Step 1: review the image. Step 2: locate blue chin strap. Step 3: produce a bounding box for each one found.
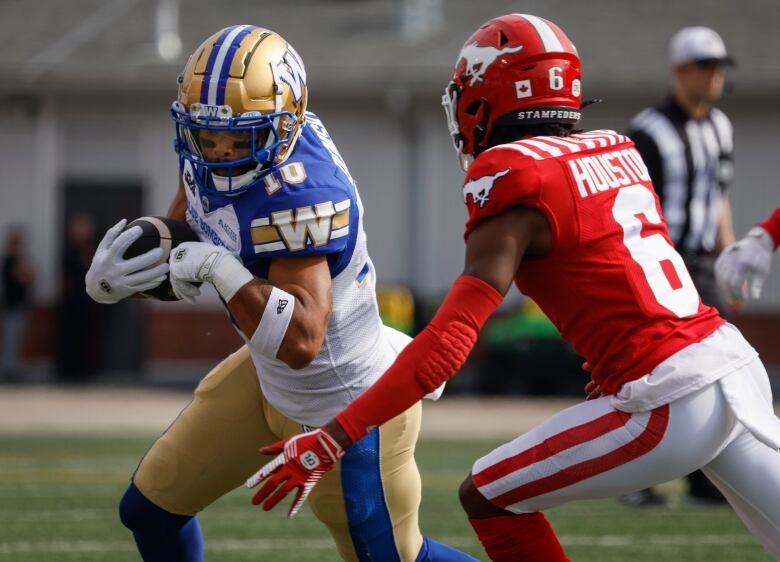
[171,103,298,196]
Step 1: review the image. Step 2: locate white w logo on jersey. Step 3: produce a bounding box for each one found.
[458,42,523,86]
[272,202,335,250]
[277,46,307,102]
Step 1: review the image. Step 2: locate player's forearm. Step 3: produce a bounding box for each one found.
[275,282,331,368]
[331,275,503,446]
[229,278,329,369]
[228,278,273,333]
[759,207,780,249]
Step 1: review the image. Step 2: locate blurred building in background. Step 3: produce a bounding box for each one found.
[0,0,777,384]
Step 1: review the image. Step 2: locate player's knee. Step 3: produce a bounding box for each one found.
[119,482,147,531]
[119,481,189,534]
[458,474,485,517]
[459,473,510,518]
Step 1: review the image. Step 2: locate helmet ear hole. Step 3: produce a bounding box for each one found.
[499,30,510,46]
[465,100,482,116]
[472,100,491,150]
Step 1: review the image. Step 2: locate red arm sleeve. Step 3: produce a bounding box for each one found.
[335,275,503,444]
[759,207,780,249]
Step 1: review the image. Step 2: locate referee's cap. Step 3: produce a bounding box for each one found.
[669,26,735,67]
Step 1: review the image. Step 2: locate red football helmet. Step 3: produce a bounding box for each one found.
[442,14,582,170]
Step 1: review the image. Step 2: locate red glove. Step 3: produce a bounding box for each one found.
[584,379,603,400]
[245,428,344,518]
[581,362,601,400]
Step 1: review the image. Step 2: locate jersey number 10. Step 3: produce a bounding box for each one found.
[612,185,700,318]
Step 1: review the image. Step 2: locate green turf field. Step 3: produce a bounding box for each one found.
[0,435,771,561]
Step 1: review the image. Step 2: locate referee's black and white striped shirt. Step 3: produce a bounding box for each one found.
[627,97,734,254]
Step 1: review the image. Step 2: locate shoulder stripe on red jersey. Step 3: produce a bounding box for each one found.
[585,129,618,136]
[575,130,631,146]
[513,14,564,52]
[545,137,588,154]
[568,136,597,150]
[585,135,611,148]
[489,130,632,163]
[522,138,564,157]
[571,132,613,148]
[573,132,604,139]
[501,143,544,160]
[540,136,582,153]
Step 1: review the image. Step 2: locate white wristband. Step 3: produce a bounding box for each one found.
[211,253,255,302]
[251,287,296,359]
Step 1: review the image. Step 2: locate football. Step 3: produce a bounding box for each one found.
[122,216,201,301]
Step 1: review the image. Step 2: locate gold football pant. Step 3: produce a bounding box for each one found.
[133,345,425,561]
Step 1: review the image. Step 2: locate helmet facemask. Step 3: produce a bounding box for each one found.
[441,81,473,171]
[172,101,299,194]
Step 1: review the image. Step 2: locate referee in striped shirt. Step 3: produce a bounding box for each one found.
[623,26,737,507]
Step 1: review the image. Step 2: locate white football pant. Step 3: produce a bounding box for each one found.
[473,357,780,559]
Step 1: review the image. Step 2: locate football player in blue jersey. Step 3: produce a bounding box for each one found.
[84,25,476,562]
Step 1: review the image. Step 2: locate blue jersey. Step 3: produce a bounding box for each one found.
[182,112,358,279]
[181,112,400,425]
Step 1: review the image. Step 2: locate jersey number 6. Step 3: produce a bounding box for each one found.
[612,185,699,318]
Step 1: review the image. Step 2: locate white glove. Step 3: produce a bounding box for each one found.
[715,226,774,303]
[168,241,253,304]
[85,219,169,304]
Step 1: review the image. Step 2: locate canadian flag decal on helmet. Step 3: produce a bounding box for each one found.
[463,169,510,207]
[458,42,523,86]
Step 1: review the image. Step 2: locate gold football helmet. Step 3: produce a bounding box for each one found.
[172,25,308,194]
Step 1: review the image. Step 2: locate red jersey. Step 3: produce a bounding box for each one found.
[463,130,724,394]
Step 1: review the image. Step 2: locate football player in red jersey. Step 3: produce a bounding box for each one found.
[245,14,780,561]
[716,207,780,303]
